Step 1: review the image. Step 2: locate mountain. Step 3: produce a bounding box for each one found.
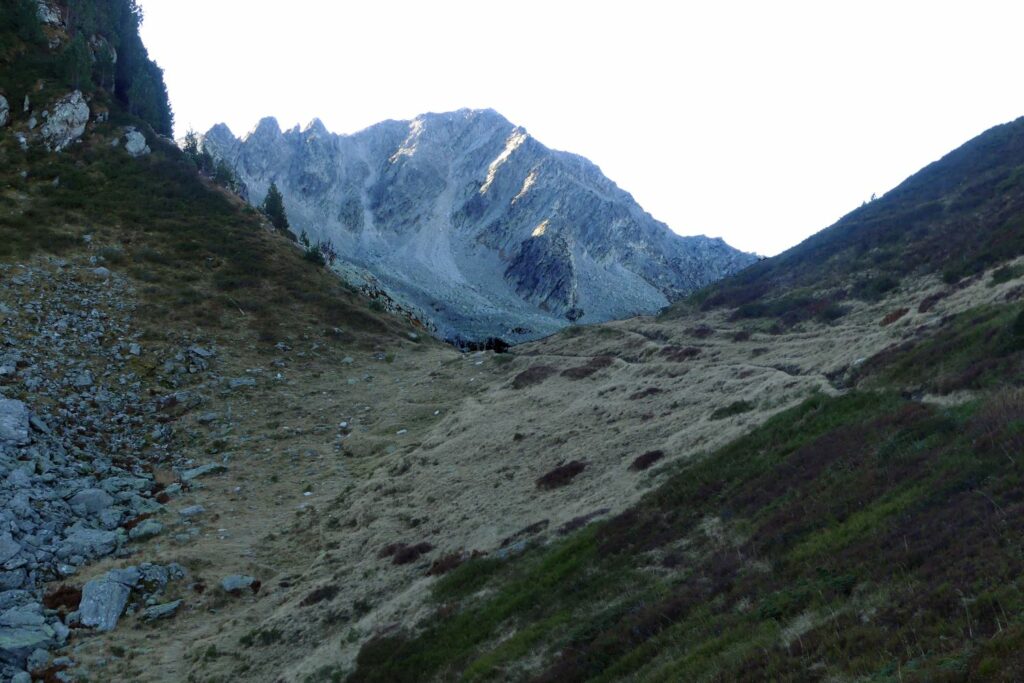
[201,110,756,343]
[6,3,1024,680]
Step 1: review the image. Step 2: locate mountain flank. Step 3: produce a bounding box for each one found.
[4,2,1024,681]
[201,111,756,344]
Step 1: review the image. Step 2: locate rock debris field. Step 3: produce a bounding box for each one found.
[0,258,224,681]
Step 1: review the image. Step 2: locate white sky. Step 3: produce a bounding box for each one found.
[138,0,1024,256]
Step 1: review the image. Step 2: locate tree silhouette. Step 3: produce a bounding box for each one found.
[262,182,290,232]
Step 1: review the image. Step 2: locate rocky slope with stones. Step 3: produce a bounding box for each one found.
[0,256,235,681]
[201,110,756,343]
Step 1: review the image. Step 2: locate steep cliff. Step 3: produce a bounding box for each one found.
[202,110,756,342]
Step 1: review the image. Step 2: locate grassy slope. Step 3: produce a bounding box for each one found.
[1,2,412,350]
[350,345,1024,681]
[1,126,412,348]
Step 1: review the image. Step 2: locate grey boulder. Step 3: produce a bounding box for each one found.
[128,519,163,541]
[0,399,30,446]
[220,575,257,595]
[123,127,150,157]
[40,91,89,152]
[0,623,55,667]
[60,525,119,558]
[0,534,21,566]
[79,567,140,632]
[180,463,227,482]
[67,488,114,514]
[142,599,182,621]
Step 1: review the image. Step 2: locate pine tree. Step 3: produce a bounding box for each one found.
[61,35,93,90]
[214,159,237,189]
[262,182,290,232]
[4,0,44,44]
[183,129,201,161]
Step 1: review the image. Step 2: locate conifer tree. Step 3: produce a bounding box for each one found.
[183,129,201,160]
[262,182,290,232]
[61,35,93,90]
[5,0,43,44]
[214,159,237,189]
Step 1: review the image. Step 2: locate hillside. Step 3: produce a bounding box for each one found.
[688,116,1024,328]
[200,111,756,344]
[3,3,1024,682]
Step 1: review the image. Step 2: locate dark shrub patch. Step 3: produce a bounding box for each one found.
[659,346,701,362]
[629,450,665,471]
[42,585,81,612]
[991,264,1024,286]
[628,387,663,400]
[561,355,615,379]
[536,461,586,490]
[392,542,434,565]
[880,308,910,326]
[710,401,755,420]
[558,508,610,534]
[852,275,899,301]
[918,290,949,312]
[300,584,340,607]
[501,520,549,547]
[427,553,465,577]
[688,325,715,338]
[732,329,752,342]
[457,337,511,353]
[511,365,558,389]
[239,627,284,647]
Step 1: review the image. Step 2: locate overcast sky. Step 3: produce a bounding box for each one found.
[138,0,1024,256]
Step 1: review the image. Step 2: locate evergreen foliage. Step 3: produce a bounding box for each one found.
[262,182,290,232]
[182,129,241,192]
[60,35,92,90]
[1,0,44,44]
[0,0,174,136]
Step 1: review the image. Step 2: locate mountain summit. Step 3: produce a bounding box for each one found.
[202,109,756,342]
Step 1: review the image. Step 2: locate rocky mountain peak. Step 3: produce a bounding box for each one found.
[202,110,756,343]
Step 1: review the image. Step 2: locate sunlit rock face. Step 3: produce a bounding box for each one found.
[202,109,756,342]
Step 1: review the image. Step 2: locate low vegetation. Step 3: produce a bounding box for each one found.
[349,320,1024,680]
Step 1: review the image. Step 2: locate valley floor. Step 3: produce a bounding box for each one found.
[21,250,1019,681]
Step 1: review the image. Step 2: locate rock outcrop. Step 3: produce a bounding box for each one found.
[39,91,89,152]
[123,126,150,157]
[35,0,62,26]
[202,110,756,342]
[0,96,9,128]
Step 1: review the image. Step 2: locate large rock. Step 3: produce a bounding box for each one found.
[220,575,257,594]
[142,599,181,621]
[67,488,114,515]
[180,463,227,482]
[60,525,118,559]
[0,399,30,446]
[0,623,55,667]
[201,110,757,343]
[35,1,62,25]
[0,534,21,566]
[40,91,89,152]
[79,567,139,632]
[0,95,9,128]
[123,127,150,157]
[128,519,163,541]
[0,571,26,592]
